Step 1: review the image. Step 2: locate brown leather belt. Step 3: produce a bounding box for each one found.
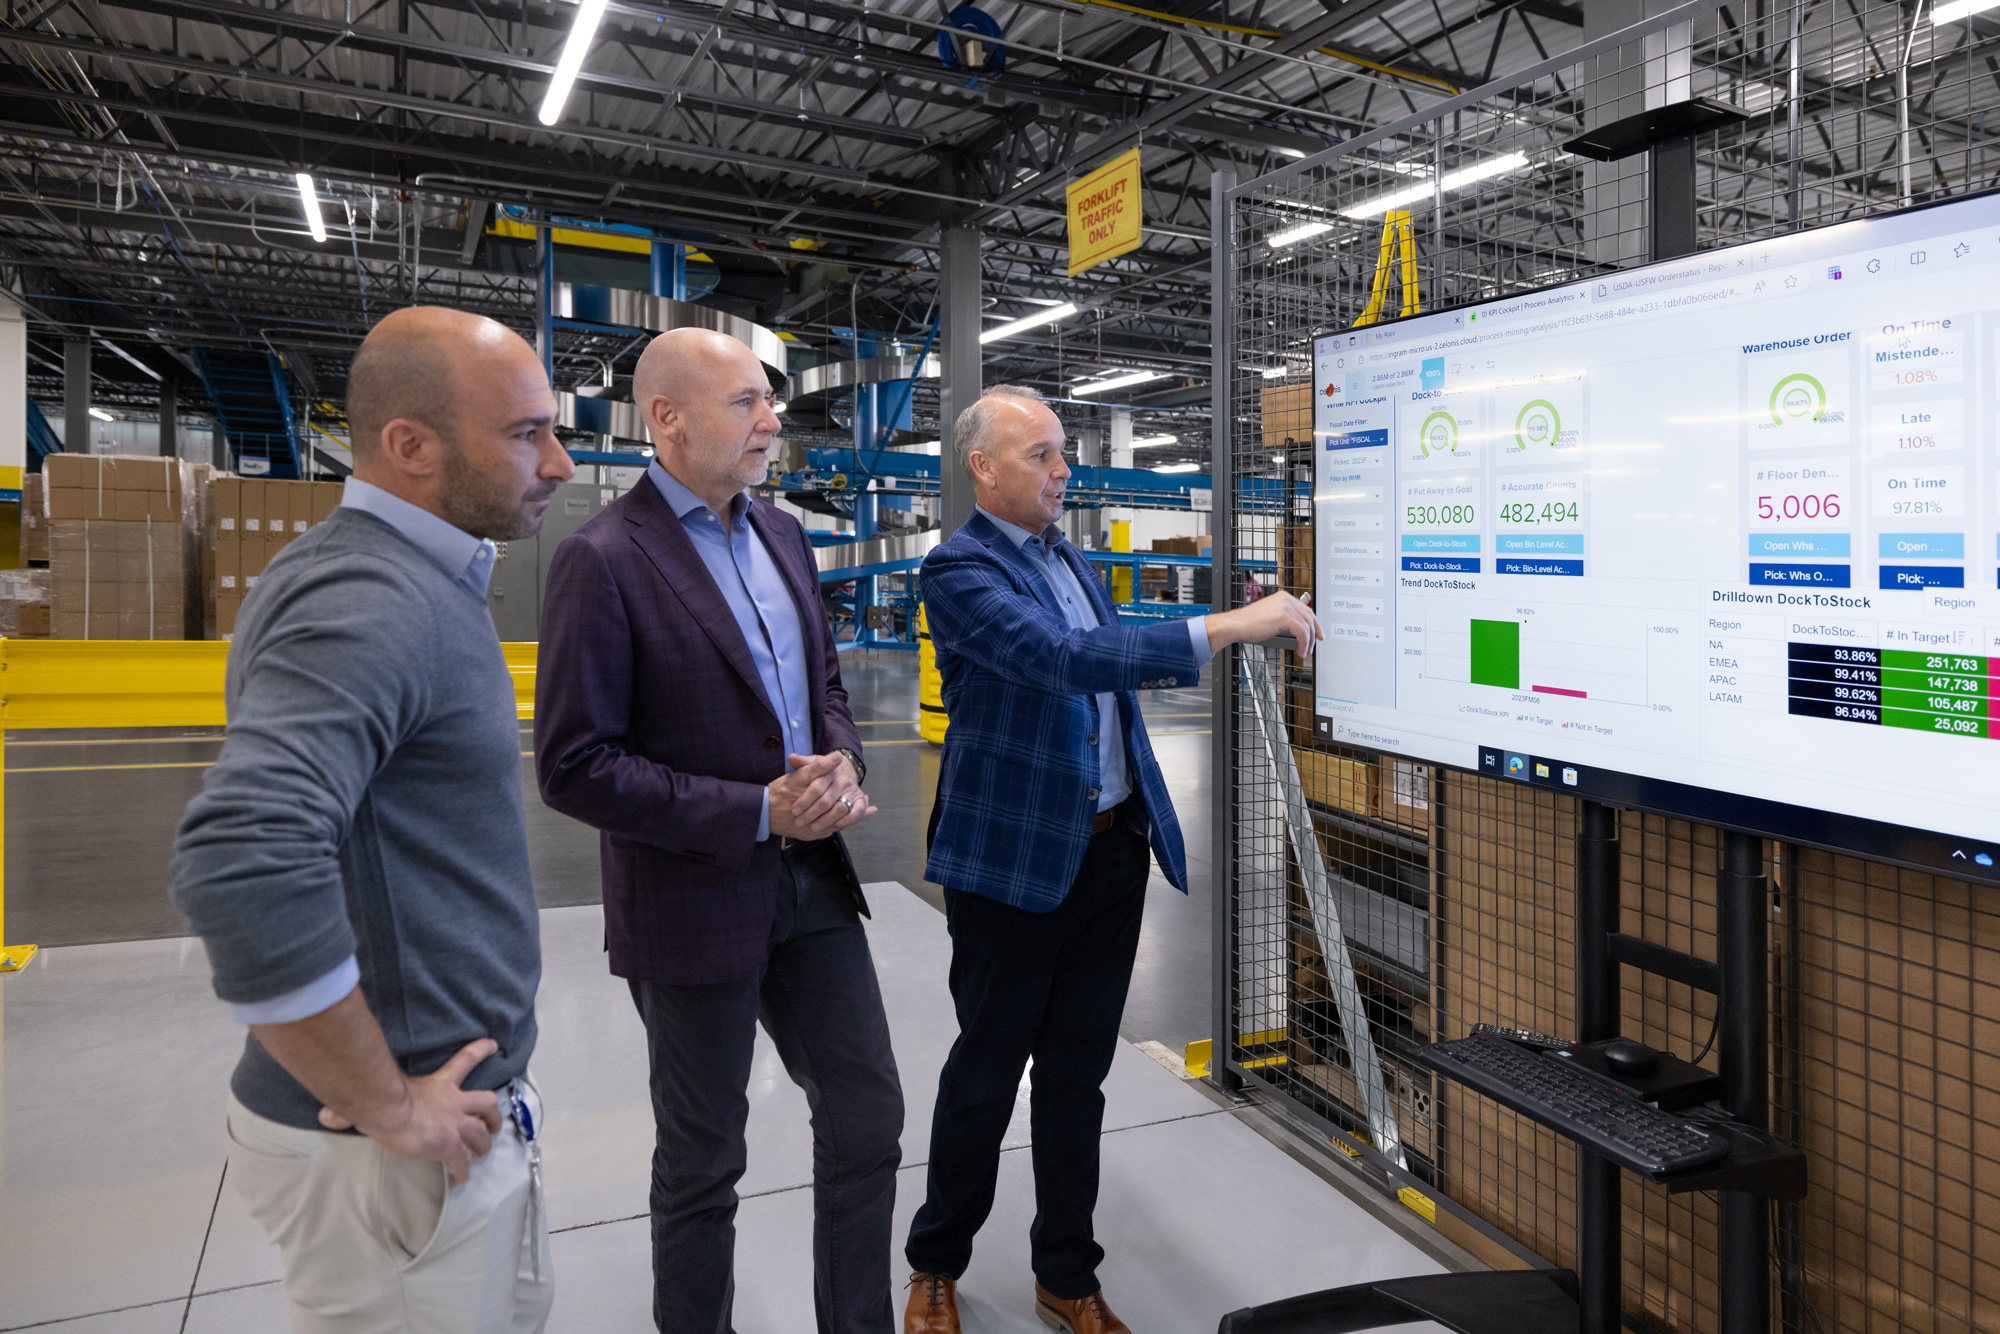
[1091,808,1117,835]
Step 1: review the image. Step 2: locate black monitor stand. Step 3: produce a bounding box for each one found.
[1218,105,1806,1334]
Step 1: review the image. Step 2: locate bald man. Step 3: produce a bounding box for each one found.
[172,307,574,1334]
[536,328,903,1334]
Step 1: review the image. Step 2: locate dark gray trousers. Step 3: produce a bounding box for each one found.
[627,848,904,1334]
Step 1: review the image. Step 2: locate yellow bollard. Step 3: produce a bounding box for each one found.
[1111,519,1133,604]
[918,605,948,744]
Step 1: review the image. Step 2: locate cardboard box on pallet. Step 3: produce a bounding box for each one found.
[200,477,345,637]
[43,455,200,639]
[0,568,51,638]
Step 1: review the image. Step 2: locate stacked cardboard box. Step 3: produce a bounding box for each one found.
[0,568,51,638]
[40,455,200,640]
[208,478,343,637]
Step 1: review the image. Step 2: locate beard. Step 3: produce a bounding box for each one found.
[437,438,559,540]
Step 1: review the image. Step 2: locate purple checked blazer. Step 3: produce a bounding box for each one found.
[534,478,865,985]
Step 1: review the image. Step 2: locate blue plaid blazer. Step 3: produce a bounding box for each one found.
[922,510,1201,911]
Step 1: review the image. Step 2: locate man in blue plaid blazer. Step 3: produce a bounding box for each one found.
[903,387,1319,1334]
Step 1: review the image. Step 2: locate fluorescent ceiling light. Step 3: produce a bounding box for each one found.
[1071,370,1165,396]
[538,0,611,126]
[1260,366,1292,379]
[88,407,115,422]
[294,172,328,243]
[773,400,788,414]
[1152,462,1201,474]
[1269,221,1334,249]
[1341,152,1532,219]
[1131,433,1177,448]
[100,339,161,381]
[1272,145,1310,160]
[981,302,1078,344]
[1020,297,1072,307]
[1934,0,1998,20]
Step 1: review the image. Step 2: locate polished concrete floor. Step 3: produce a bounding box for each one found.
[0,885,1451,1333]
[1,653,1219,1056]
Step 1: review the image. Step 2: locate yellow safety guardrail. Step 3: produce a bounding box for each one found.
[0,639,541,973]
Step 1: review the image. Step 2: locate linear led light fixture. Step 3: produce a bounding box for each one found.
[538,0,611,126]
[1131,434,1177,448]
[1269,221,1334,250]
[1072,370,1165,396]
[1152,462,1201,474]
[88,407,116,422]
[1260,366,1293,379]
[981,302,1078,344]
[294,172,328,243]
[1341,152,1532,219]
[1933,0,1998,21]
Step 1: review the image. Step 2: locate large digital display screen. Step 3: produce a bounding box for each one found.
[1312,190,2000,880]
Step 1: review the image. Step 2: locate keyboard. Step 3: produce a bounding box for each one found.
[1421,1032,1730,1175]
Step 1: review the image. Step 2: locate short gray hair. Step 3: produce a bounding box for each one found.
[952,385,1045,474]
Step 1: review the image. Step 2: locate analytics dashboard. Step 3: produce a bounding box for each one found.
[1311,189,2000,876]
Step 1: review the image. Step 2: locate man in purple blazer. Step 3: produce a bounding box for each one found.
[536,328,902,1334]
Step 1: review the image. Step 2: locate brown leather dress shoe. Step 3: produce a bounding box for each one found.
[904,1272,961,1334]
[1034,1283,1133,1333]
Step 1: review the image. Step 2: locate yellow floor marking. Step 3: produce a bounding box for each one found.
[5,734,226,747]
[7,760,220,774]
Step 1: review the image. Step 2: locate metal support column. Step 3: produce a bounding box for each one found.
[1718,830,1771,1334]
[64,338,91,452]
[1574,799,1623,1334]
[537,224,555,383]
[651,241,688,302]
[158,377,178,458]
[1209,168,1243,1093]
[937,220,981,537]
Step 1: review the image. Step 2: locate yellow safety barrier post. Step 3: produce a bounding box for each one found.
[0,639,542,974]
[917,606,948,745]
[1110,519,1133,603]
[1352,210,1420,328]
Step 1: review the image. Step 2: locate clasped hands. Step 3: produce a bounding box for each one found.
[769,751,876,840]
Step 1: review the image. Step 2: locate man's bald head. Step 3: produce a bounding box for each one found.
[631,327,768,417]
[346,307,533,459]
[632,327,783,512]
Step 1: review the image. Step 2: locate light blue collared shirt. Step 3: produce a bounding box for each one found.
[337,476,499,599]
[978,507,1213,813]
[651,462,812,841]
[230,477,501,1028]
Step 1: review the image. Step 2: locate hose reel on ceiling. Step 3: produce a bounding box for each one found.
[936,5,1007,75]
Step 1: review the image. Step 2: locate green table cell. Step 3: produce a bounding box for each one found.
[1881,707,1989,737]
[1880,667,1988,695]
[1880,649,1988,676]
[1881,688,1989,718]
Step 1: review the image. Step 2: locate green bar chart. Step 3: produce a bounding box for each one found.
[1469,619,1521,689]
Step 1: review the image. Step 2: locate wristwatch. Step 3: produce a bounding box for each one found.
[836,747,866,784]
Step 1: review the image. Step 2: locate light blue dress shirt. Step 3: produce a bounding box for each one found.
[229,477,502,1027]
[650,462,812,842]
[978,507,1213,813]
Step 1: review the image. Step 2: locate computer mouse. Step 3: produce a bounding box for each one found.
[1602,1039,1660,1076]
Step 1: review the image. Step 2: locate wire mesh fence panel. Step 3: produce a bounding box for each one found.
[1220,0,2000,1327]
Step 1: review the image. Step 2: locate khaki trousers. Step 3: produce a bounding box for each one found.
[225,1081,554,1334]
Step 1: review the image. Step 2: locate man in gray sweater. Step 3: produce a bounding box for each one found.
[172,306,573,1333]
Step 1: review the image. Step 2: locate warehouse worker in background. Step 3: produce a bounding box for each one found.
[535,327,902,1334]
[903,386,1319,1334]
[171,306,574,1334]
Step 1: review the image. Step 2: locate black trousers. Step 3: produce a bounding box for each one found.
[904,818,1151,1299]
[627,842,905,1334]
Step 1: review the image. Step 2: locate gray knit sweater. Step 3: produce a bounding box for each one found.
[171,508,539,1129]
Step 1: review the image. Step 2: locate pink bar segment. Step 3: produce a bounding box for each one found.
[1533,685,1588,699]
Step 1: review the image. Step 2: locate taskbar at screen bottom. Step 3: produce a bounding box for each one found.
[1471,745,2000,887]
